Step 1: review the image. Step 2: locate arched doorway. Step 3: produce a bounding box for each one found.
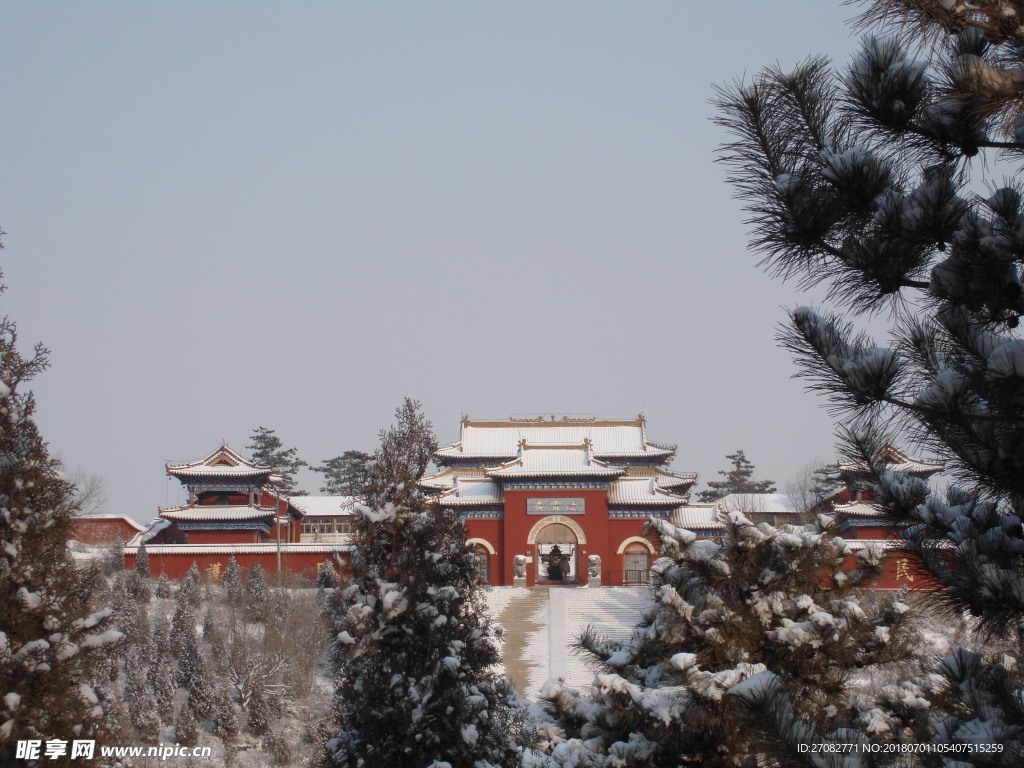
[622,541,651,585]
[536,522,578,583]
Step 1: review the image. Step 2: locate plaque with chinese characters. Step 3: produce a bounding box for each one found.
[527,497,585,515]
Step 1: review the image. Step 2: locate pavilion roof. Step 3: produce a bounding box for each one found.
[159,504,277,522]
[485,440,625,479]
[166,443,272,479]
[434,477,503,506]
[833,501,886,518]
[437,415,675,462]
[837,445,944,476]
[289,495,356,518]
[672,505,725,531]
[716,493,803,516]
[607,476,688,506]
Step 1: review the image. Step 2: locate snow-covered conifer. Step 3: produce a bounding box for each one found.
[316,560,340,590]
[222,555,242,605]
[148,618,176,722]
[540,513,914,765]
[185,656,214,720]
[0,264,121,751]
[715,1,1024,759]
[175,701,199,746]
[170,593,197,656]
[134,541,151,581]
[178,561,202,610]
[245,563,270,621]
[105,534,125,575]
[328,399,525,768]
[247,687,272,735]
[155,571,172,599]
[212,688,239,741]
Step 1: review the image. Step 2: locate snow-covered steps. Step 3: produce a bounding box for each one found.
[487,586,653,698]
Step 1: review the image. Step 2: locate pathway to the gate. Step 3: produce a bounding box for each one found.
[487,586,653,697]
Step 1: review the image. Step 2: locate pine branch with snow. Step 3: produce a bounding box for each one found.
[539,514,916,765]
[0,262,122,753]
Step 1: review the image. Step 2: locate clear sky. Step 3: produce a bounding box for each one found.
[2,2,867,521]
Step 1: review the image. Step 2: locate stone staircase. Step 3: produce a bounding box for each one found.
[488,586,654,697]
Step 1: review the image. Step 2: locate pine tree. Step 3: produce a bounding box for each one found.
[155,571,172,599]
[212,688,239,741]
[247,687,273,735]
[148,619,176,722]
[105,534,125,575]
[316,560,341,590]
[247,426,308,496]
[125,649,161,741]
[328,399,525,768]
[179,561,202,610]
[170,589,197,656]
[222,555,242,605]
[312,450,371,497]
[245,563,270,621]
[697,449,778,503]
[0,260,121,755]
[175,701,199,746]
[539,513,916,765]
[714,1,1024,759]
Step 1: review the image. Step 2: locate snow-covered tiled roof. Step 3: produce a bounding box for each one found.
[673,505,724,530]
[166,443,272,479]
[485,441,625,479]
[289,495,356,517]
[435,477,503,506]
[419,467,488,491]
[159,505,277,522]
[607,477,687,506]
[138,543,352,555]
[127,518,173,547]
[75,513,147,531]
[437,415,675,461]
[833,502,885,518]
[838,446,944,476]
[716,493,802,515]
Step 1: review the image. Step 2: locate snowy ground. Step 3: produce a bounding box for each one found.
[486,587,654,697]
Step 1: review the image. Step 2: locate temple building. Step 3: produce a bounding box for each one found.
[125,444,347,579]
[421,415,703,587]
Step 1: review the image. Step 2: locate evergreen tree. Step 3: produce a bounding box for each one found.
[539,513,915,765]
[316,560,341,590]
[178,561,202,611]
[0,260,121,756]
[186,654,214,720]
[247,425,308,496]
[222,555,242,605]
[697,449,778,503]
[170,588,197,656]
[328,399,524,768]
[105,534,125,575]
[155,571,172,599]
[212,688,239,741]
[247,687,273,735]
[125,649,160,740]
[715,1,1024,759]
[175,701,199,747]
[134,541,151,580]
[245,563,270,621]
[148,619,176,722]
[312,450,371,497]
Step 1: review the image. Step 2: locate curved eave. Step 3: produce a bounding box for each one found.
[486,467,625,479]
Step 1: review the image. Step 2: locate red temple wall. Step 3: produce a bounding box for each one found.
[71,517,143,546]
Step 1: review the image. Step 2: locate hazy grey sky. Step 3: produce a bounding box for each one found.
[2,2,865,521]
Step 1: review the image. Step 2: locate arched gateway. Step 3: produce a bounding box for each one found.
[527,515,586,583]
